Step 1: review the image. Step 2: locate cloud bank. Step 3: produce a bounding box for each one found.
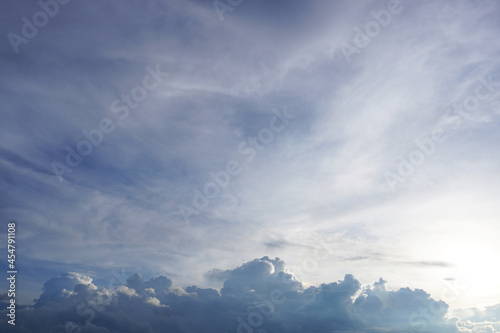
[2,257,490,332]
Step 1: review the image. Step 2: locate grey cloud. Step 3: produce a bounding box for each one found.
[0,257,471,333]
[397,261,455,268]
[263,237,313,250]
[343,255,370,261]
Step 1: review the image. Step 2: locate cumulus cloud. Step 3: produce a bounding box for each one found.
[34,272,95,308]
[454,305,500,333]
[1,257,486,333]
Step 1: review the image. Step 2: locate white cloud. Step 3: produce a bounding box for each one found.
[1,257,478,332]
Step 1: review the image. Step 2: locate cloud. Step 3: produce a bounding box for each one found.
[454,305,500,333]
[1,0,500,322]
[34,272,94,308]
[0,257,483,333]
[397,261,455,268]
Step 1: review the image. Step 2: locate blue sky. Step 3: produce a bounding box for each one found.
[1,0,500,332]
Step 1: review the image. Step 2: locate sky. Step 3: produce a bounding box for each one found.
[0,0,500,332]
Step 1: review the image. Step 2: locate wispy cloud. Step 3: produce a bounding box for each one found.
[1,0,500,326]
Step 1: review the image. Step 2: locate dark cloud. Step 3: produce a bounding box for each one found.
[0,257,471,332]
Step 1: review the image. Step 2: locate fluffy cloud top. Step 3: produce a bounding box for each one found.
[0,257,477,333]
